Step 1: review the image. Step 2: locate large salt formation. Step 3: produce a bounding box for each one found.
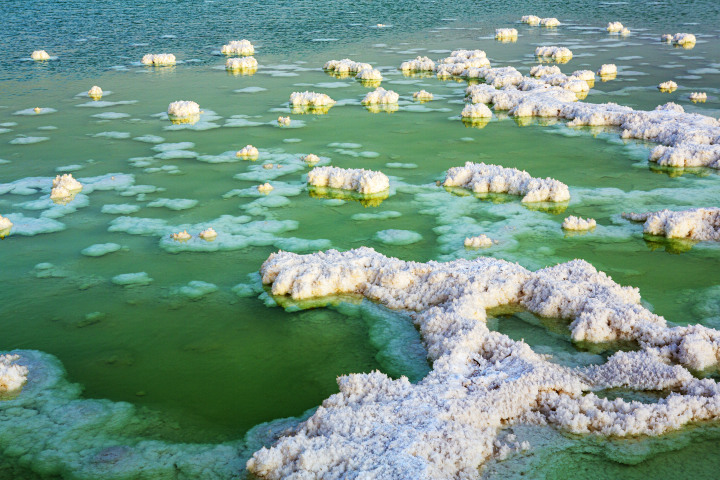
[226,56,258,71]
[0,354,27,392]
[248,247,720,478]
[221,39,254,55]
[324,58,373,77]
[167,100,201,123]
[623,208,720,241]
[50,174,83,203]
[141,53,176,66]
[443,162,570,203]
[307,166,389,195]
[0,215,12,238]
[464,75,720,169]
[400,50,490,79]
[289,91,336,113]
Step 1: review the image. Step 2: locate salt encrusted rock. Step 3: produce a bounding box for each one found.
[355,67,383,81]
[0,354,27,392]
[302,154,320,165]
[324,58,373,75]
[221,39,254,55]
[562,215,596,230]
[88,86,103,99]
[464,234,493,248]
[289,91,336,106]
[540,17,560,27]
[673,33,696,46]
[198,228,217,241]
[277,116,291,126]
[597,64,617,76]
[307,166,390,195]
[461,103,493,119]
[167,100,200,118]
[257,183,274,193]
[521,15,541,25]
[495,28,518,40]
[690,92,707,102]
[658,80,678,92]
[413,90,434,101]
[31,50,51,61]
[400,56,435,72]
[248,247,720,479]
[661,34,673,42]
[50,174,82,201]
[361,87,399,105]
[236,145,259,159]
[535,46,573,61]
[141,53,176,66]
[171,230,191,241]
[606,22,624,33]
[225,56,258,71]
[443,162,570,203]
[0,215,12,238]
[623,208,720,241]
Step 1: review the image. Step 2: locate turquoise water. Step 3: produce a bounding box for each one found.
[1,1,720,478]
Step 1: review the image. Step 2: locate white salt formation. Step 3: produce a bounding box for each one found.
[221,39,254,55]
[302,154,320,165]
[435,50,491,78]
[540,17,560,27]
[0,215,12,238]
[623,208,720,241]
[277,116,291,126]
[50,174,83,201]
[530,65,561,77]
[248,247,720,478]
[572,69,595,82]
[690,92,707,102]
[167,100,200,118]
[661,33,673,42]
[399,56,435,72]
[324,58,373,75]
[464,234,493,248]
[673,33,696,46]
[413,90,434,101]
[33,107,42,113]
[257,183,274,193]
[562,215,596,231]
[621,27,631,35]
[289,91,336,107]
[597,64,617,78]
[141,53,176,66]
[658,80,678,92]
[307,166,390,195]
[535,46,573,61]
[31,50,50,61]
[87,85,103,100]
[521,15,541,25]
[443,162,570,203]
[361,87,399,105]
[495,28,518,40]
[171,230,191,241]
[236,145,259,159]
[606,22,624,33]
[226,56,258,71]
[461,103,493,119]
[199,227,217,241]
[0,354,27,392]
[355,68,383,81]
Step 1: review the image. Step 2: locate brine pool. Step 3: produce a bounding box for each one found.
[1,1,720,478]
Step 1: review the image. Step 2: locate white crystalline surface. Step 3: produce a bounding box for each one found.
[0,354,27,392]
[361,87,399,105]
[495,28,518,39]
[324,59,373,74]
[221,39,254,55]
[226,56,258,70]
[461,103,493,119]
[247,247,720,479]
[289,91,336,106]
[141,53,176,65]
[307,166,390,195]
[562,215,596,230]
[167,100,200,117]
[413,90,433,101]
[0,215,13,231]
[443,162,570,203]
[607,22,624,33]
[464,234,493,248]
[658,80,677,91]
[535,46,573,61]
[355,68,383,81]
[399,56,435,72]
[521,15,540,25]
[690,92,707,101]
[31,50,51,61]
[50,174,83,200]
[88,85,103,98]
[597,63,617,76]
[623,208,720,241]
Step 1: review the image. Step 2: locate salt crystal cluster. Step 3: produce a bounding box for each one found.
[167,100,200,118]
[31,50,51,61]
[572,69,596,82]
[530,65,561,77]
[257,183,274,193]
[690,92,707,102]
[361,87,399,105]
[623,208,720,241]
[597,64,617,78]
[495,28,518,40]
[606,21,624,33]
[0,354,27,392]
[464,234,494,248]
[50,174,83,201]
[355,68,383,81]
[226,56,258,71]
[221,39,254,55]
[521,15,541,25]
[289,91,336,107]
[141,53,176,66]
[443,162,570,203]
[307,166,390,195]
[399,56,435,72]
[277,116,291,126]
[236,145,259,159]
[88,85,103,99]
[413,90,434,101]
[302,154,320,165]
[171,230,191,241]
[535,46,573,61]
[562,215,596,230]
[0,215,12,238]
[324,59,373,75]
[540,17,560,27]
[435,50,491,78]
[461,103,493,119]
[199,228,217,241]
[658,80,678,92]
[672,33,696,46]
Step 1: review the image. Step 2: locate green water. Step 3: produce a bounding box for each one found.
[2,1,720,477]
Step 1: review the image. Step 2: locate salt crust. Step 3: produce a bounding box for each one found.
[690,92,707,102]
[463,77,720,169]
[495,28,518,40]
[562,215,596,230]
[87,86,103,99]
[167,100,200,117]
[50,174,83,201]
[413,90,434,101]
[658,80,677,92]
[461,103,493,119]
[221,39,254,55]
[0,354,27,392]
[464,234,493,248]
[361,87,399,105]
[623,208,720,241]
[289,91,336,106]
[521,15,540,25]
[226,56,258,71]
[535,46,573,61]
[607,22,624,33]
[141,53,176,66]
[324,59,373,75]
[31,50,51,61]
[247,247,720,478]
[307,166,390,195]
[444,162,570,203]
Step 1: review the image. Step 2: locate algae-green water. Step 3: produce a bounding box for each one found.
[2,1,720,478]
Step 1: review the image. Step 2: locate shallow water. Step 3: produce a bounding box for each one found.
[2,0,720,478]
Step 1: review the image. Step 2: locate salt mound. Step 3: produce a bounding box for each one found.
[673,33,696,46]
[307,166,390,195]
[535,46,573,61]
[289,92,335,113]
[623,208,720,241]
[606,22,624,33]
[540,17,560,27]
[495,28,518,40]
[324,59,373,75]
[141,53,176,66]
[413,90,434,101]
[236,145,259,159]
[167,100,200,118]
[0,354,27,392]
[435,50,491,78]
[572,69,595,82]
[88,86,103,100]
[361,87,399,105]
[530,65,561,77]
[562,215,596,231]
[464,234,493,248]
[171,230,191,241]
[221,39,254,55]
[0,215,13,238]
[199,228,217,241]
[400,56,435,72]
[302,154,320,165]
[521,15,541,25]
[226,56,258,71]
[658,80,678,92]
[50,174,83,202]
[690,92,707,102]
[356,67,383,81]
[31,50,50,61]
[277,116,291,126]
[257,183,274,193]
[661,34,673,42]
[461,103,493,119]
[443,162,570,203]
